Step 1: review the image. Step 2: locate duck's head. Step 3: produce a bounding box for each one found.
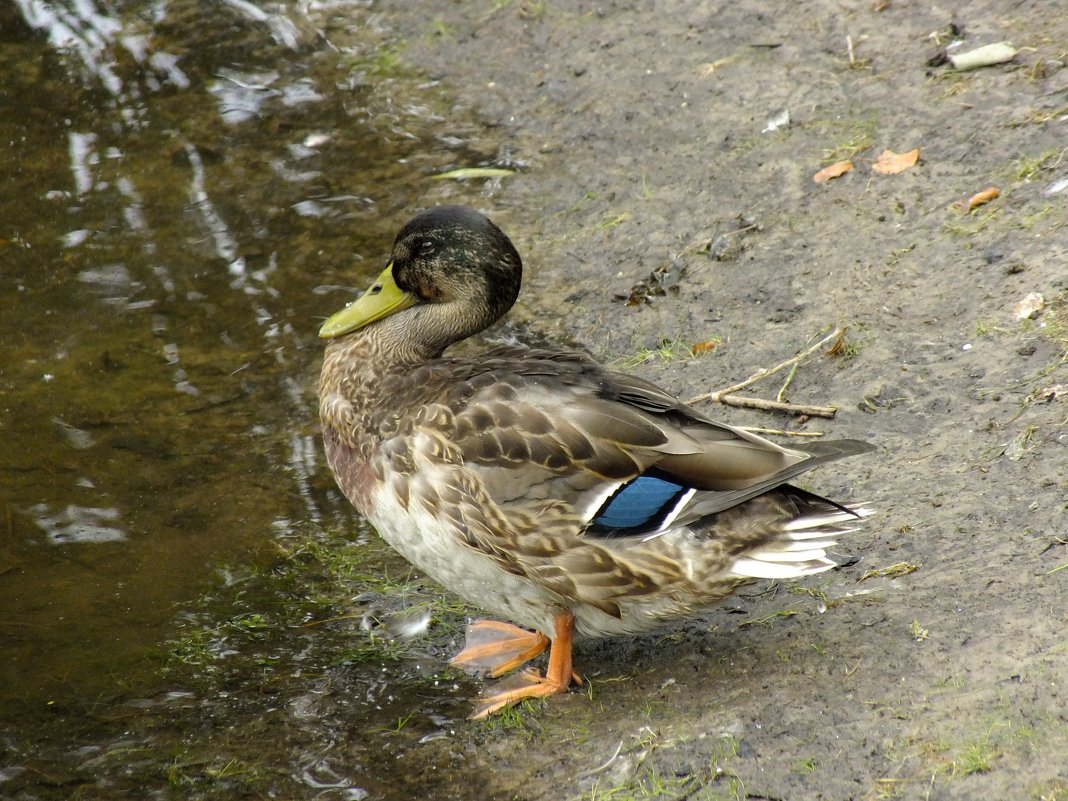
[319,206,523,357]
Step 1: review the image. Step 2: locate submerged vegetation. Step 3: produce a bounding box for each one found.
[168,521,476,682]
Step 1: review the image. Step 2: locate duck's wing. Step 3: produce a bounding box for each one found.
[446,353,870,522]
[597,369,873,501]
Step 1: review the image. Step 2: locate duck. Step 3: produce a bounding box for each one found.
[318,205,874,719]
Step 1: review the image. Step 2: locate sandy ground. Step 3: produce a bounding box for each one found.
[362,2,1068,799]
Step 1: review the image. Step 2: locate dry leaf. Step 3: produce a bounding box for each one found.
[690,340,720,356]
[824,328,848,356]
[949,42,1017,71]
[813,160,854,183]
[431,167,514,181]
[953,186,1000,213]
[1011,292,1045,322]
[872,148,920,175]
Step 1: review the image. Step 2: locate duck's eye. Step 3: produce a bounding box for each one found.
[417,239,436,255]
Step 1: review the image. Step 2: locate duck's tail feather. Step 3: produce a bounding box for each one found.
[728,492,874,580]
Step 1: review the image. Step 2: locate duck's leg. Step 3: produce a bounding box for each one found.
[468,612,578,720]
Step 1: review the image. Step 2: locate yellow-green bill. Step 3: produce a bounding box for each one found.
[319,263,418,338]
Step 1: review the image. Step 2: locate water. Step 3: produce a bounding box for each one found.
[0,2,512,797]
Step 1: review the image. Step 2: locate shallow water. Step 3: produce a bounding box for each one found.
[0,2,508,797]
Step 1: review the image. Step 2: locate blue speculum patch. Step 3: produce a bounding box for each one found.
[590,474,688,535]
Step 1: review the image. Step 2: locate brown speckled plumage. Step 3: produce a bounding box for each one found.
[318,205,874,714]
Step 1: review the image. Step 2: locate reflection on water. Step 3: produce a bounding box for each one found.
[1,1,510,798]
[14,0,127,94]
[29,502,125,543]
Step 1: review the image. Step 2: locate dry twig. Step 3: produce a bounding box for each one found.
[740,426,826,438]
[717,394,838,418]
[686,326,846,419]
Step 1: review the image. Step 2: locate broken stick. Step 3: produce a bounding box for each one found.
[686,326,846,419]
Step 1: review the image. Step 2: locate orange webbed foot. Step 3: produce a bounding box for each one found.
[449,619,550,677]
[462,612,578,719]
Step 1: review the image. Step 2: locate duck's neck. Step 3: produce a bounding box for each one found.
[347,302,496,367]
[319,303,495,444]
[319,328,414,454]
[320,323,433,404]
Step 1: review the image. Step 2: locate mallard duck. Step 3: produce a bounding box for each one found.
[318,205,873,718]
